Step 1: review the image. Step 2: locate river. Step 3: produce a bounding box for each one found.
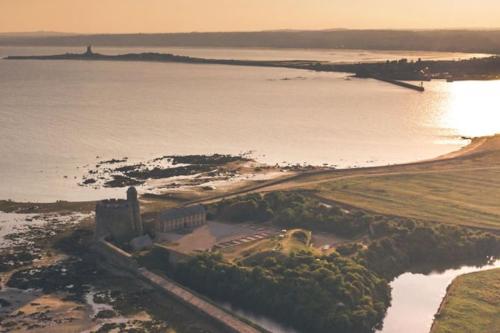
[219,260,500,333]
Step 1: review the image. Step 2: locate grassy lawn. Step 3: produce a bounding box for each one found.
[314,167,500,230]
[431,268,500,333]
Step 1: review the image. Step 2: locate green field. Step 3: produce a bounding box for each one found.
[254,136,498,230]
[431,268,500,333]
[315,167,500,229]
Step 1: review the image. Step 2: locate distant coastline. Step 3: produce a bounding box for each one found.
[6,47,500,86]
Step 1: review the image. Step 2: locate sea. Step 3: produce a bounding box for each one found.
[1,46,499,202]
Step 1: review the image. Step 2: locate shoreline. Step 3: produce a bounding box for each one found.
[0,135,494,209]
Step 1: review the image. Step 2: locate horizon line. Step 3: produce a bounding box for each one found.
[3,27,500,36]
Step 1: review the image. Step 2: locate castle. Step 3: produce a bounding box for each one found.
[95,187,144,243]
[95,187,207,249]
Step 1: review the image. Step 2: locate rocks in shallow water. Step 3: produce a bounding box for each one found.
[125,165,213,180]
[167,154,250,165]
[97,158,128,166]
[0,213,89,273]
[0,299,11,308]
[0,244,41,272]
[6,259,99,302]
[93,319,170,333]
[115,164,144,173]
[103,175,144,188]
[82,178,97,185]
[94,309,116,319]
[81,153,252,189]
[2,321,17,328]
[95,323,126,332]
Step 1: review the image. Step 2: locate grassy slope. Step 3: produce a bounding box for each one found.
[289,136,500,230]
[316,168,500,229]
[431,268,500,333]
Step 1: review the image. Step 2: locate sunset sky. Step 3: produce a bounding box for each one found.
[2,0,500,33]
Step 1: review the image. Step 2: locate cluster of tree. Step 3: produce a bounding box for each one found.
[174,251,390,333]
[351,219,500,279]
[214,193,274,222]
[188,191,500,332]
[214,191,372,237]
[331,56,500,80]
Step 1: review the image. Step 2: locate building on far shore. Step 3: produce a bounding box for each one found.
[155,205,206,233]
[85,45,93,56]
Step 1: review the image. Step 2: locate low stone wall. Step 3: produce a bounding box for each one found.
[92,239,139,272]
[153,244,190,267]
[93,240,266,333]
[139,269,262,333]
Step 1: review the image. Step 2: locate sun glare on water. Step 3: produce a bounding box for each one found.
[442,80,500,137]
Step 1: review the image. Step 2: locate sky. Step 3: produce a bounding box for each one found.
[2,0,500,34]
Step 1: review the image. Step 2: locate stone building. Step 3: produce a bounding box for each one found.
[95,187,144,243]
[85,45,93,56]
[155,205,206,233]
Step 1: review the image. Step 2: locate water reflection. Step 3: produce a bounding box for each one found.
[219,302,300,333]
[442,80,500,137]
[377,260,500,333]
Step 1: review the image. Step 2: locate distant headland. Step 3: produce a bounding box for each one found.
[5,46,500,91]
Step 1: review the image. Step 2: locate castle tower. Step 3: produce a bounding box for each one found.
[94,187,144,243]
[127,186,143,235]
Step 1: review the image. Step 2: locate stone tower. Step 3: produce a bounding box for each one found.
[95,187,144,243]
[127,186,143,235]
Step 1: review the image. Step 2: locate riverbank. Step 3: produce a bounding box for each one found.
[430,267,500,333]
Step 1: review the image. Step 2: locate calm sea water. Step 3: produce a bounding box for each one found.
[1,46,500,201]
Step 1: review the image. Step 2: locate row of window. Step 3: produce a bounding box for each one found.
[156,214,206,232]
